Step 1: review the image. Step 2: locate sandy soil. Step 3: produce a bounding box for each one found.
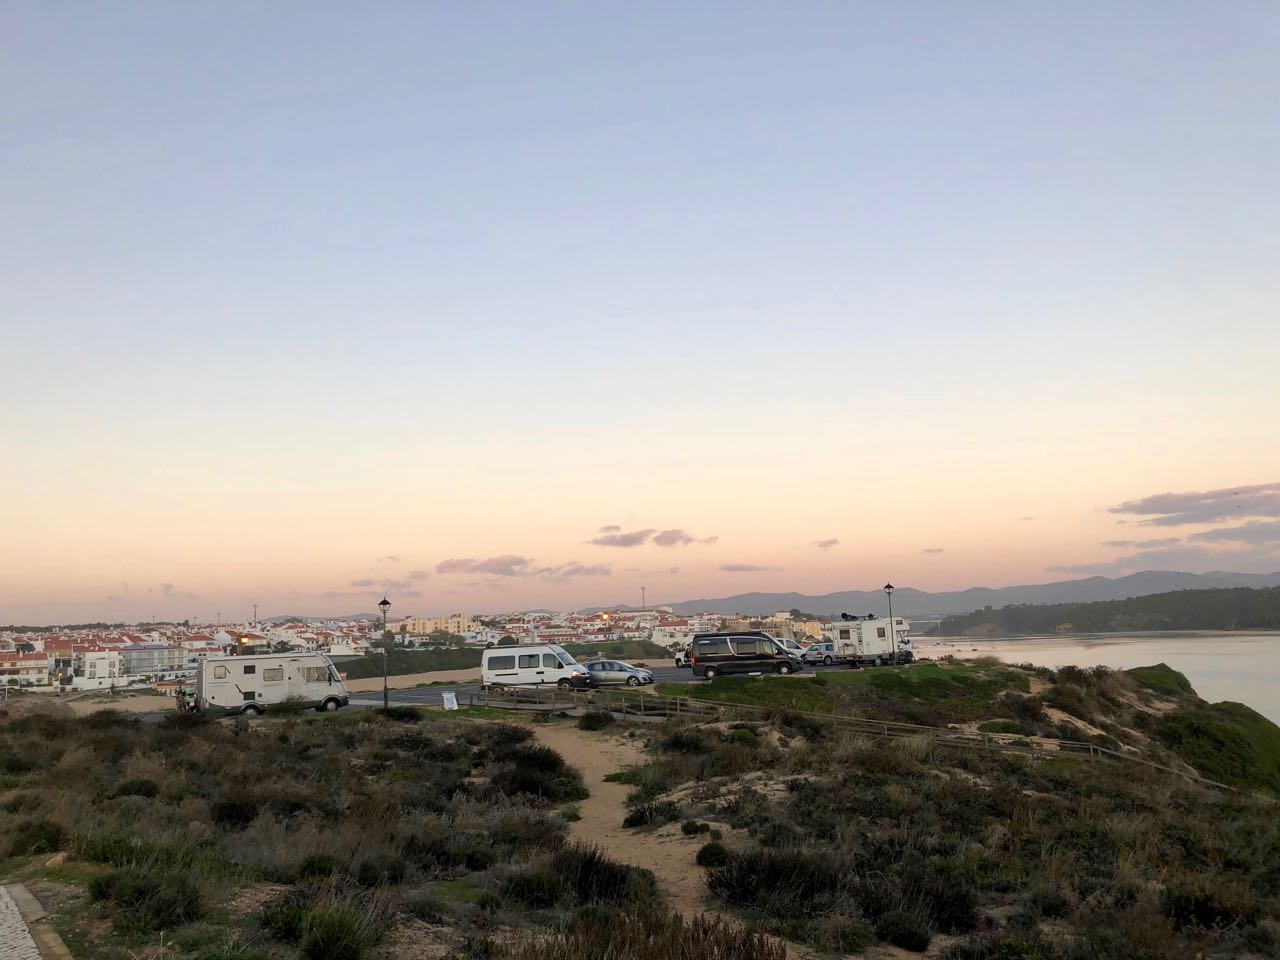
[5,695,172,718]
[530,724,710,919]
[344,668,479,693]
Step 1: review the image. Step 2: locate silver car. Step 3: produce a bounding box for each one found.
[584,660,655,687]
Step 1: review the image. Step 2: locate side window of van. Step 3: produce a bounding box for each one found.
[489,656,516,670]
[303,666,327,682]
[213,665,228,679]
[839,629,851,640]
[263,667,284,681]
[877,627,887,638]
[243,665,256,675]
[542,654,560,668]
[697,639,729,656]
[518,654,540,669]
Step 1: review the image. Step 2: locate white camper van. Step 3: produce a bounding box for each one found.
[821,617,912,666]
[195,653,349,715]
[481,644,592,690]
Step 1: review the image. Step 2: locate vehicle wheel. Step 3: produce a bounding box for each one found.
[242,703,262,716]
[823,655,833,666]
[321,698,341,712]
[777,663,793,675]
[557,679,572,690]
[626,676,641,686]
[875,657,884,667]
[703,666,719,680]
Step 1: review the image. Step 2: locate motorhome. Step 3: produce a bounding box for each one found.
[481,644,592,689]
[821,617,912,666]
[194,653,349,715]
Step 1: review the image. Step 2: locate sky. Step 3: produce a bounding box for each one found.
[2,4,1279,625]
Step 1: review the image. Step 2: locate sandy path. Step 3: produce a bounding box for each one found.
[531,724,709,919]
[344,668,479,693]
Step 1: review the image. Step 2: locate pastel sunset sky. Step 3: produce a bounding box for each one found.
[3,5,1279,624]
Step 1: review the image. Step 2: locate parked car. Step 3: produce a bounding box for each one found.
[673,642,693,668]
[801,642,842,666]
[689,632,805,680]
[584,660,655,686]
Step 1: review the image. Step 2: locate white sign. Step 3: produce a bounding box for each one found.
[441,690,459,711]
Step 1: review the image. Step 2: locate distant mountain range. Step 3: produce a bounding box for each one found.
[641,571,1280,619]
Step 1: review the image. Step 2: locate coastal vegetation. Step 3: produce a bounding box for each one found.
[930,585,1280,636]
[622,665,1280,957]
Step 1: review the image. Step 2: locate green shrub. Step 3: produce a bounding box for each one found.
[659,728,709,754]
[378,705,423,723]
[113,778,160,798]
[623,801,681,828]
[728,728,757,744]
[403,890,448,923]
[696,841,729,868]
[300,905,365,960]
[1,793,40,813]
[814,914,874,951]
[1162,875,1261,931]
[354,852,406,887]
[681,819,702,835]
[502,868,569,908]
[551,844,656,905]
[90,866,202,933]
[159,710,209,730]
[8,818,65,856]
[978,720,1024,735]
[194,940,265,960]
[258,888,313,942]
[874,908,932,951]
[211,795,262,827]
[1125,664,1193,697]
[577,710,614,731]
[297,853,343,878]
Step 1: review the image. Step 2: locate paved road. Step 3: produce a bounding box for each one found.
[355,661,859,709]
[0,887,41,960]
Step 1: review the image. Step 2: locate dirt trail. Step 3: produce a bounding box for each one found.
[531,724,708,919]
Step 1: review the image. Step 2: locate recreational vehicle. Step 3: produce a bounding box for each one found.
[481,644,592,689]
[821,617,912,666]
[194,653,349,715]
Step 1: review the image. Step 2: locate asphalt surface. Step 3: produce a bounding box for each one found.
[351,661,859,709]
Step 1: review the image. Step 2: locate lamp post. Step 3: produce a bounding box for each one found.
[883,583,896,664]
[378,596,391,711]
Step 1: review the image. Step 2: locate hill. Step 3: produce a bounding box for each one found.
[931,585,1280,636]
[659,570,1280,617]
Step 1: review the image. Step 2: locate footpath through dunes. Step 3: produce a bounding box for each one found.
[531,723,708,919]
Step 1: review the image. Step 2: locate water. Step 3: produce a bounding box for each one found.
[914,632,1280,724]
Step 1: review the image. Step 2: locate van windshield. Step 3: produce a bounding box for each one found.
[556,652,577,667]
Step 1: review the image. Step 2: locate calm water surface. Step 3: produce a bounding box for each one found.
[915,632,1280,724]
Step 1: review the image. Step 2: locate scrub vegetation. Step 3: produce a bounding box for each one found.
[622,662,1280,957]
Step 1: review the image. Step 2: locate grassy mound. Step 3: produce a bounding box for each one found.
[1155,701,1280,793]
[1125,663,1194,697]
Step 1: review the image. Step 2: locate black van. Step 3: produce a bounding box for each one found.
[690,631,805,679]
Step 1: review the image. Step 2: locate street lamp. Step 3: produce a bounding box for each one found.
[378,597,391,711]
[883,583,896,664]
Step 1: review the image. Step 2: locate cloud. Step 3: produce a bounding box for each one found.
[400,589,424,598]
[813,539,839,550]
[922,548,945,554]
[1188,521,1280,544]
[436,556,531,577]
[1102,538,1181,548]
[406,569,429,580]
[597,525,621,533]
[1110,482,1280,526]
[1021,516,1036,522]
[539,562,612,582]
[435,555,611,581]
[590,528,657,548]
[719,563,780,573]
[377,555,401,563]
[653,529,694,547]
[350,578,379,587]
[157,582,200,601]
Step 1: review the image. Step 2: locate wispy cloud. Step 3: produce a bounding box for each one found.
[437,556,531,577]
[813,538,839,550]
[351,578,411,590]
[719,563,780,573]
[597,525,621,534]
[1102,538,1180,548]
[406,569,429,580]
[591,526,717,548]
[1110,482,1280,526]
[377,555,401,564]
[1188,521,1280,544]
[922,548,945,554]
[590,528,657,548]
[436,556,611,581]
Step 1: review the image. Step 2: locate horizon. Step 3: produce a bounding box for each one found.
[4,5,1279,623]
